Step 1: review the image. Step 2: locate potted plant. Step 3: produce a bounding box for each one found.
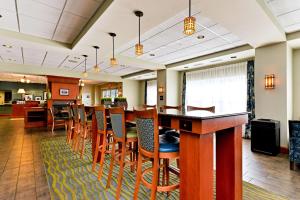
[100,97,112,106]
[114,97,128,109]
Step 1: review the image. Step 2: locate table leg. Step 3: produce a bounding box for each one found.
[216,126,242,200]
[180,131,214,200]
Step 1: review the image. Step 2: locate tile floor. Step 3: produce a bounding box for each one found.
[0,117,300,199]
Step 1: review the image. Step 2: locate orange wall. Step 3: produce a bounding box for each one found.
[51,83,79,100]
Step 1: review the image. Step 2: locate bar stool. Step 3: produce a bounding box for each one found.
[187,105,215,113]
[77,104,91,158]
[66,104,74,144]
[160,105,181,137]
[92,106,114,180]
[71,104,80,151]
[134,108,179,200]
[106,107,138,200]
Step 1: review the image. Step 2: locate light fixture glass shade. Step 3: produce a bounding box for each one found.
[265,74,275,89]
[94,65,100,72]
[183,16,196,35]
[26,79,30,83]
[110,58,117,66]
[82,71,88,78]
[135,43,143,56]
[21,78,25,83]
[17,88,25,94]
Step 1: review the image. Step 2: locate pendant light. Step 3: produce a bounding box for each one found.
[82,55,88,78]
[184,0,196,35]
[109,32,117,66]
[134,10,144,56]
[93,46,100,73]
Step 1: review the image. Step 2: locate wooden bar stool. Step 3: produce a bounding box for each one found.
[66,104,74,144]
[187,105,215,113]
[77,104,92,158]
[92,106,114,180]
[134,108,179,200]
[143,104,156,109]
[106,107,138,200]
[71,104,80,151]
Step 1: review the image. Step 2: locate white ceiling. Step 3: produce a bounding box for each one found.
[264,0,300,33]
[0,0,298,81]
[0,72,46,83]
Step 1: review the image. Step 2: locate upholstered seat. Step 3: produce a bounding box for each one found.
[126,127,137,138]
[159,134,179,152]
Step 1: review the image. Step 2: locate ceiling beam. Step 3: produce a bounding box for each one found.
[121,69,154,79]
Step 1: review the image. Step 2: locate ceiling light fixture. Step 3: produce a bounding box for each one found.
[79,79,85,87]
[82,55,88,78]
[134,10,144,56]
[21,76,30,83]
[184,0,196,35]
[109,32,117,66]
[93,46,100,73]
[197,35,205,39]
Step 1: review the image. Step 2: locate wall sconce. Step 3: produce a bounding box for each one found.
[265,74,275,89]
[158,86,164,93]
[118,91,122,97]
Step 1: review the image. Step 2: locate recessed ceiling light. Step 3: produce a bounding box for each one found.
[230,56,237,59]
[184,66,189,69]
[8,58,16,61]
[73,56,80,60]
[120,64,126,67]
[0,15,2,18]
[149,53,155,57]
[197,35,205,40]
[3,44,12,48]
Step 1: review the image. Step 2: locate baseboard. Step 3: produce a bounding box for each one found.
[280,147,289,154]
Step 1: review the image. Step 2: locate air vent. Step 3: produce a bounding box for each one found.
[68,60,78,63]
[210,59,223,63]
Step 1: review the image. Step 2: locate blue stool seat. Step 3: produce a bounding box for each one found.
[159,134,179,153]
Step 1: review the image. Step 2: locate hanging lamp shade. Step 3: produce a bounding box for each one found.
[93,46,100,73]
[17,88,25,94]
[109,32,117,66]
[134,10,144,56]
[82,55,88,77]
[183,0,196,35]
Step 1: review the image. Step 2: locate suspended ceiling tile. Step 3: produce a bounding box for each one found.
[23,47,46,65]
[0,8,19,32]
[32,0,66,10]
[52,26,80,43]
[265,0,300,16]
[42,52,68,68]
[57,12,88,29]
[19,15,56,39]
[18,0,61,24]
[64,0,103,18]
[0,0,16,11]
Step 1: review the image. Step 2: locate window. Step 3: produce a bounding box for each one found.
[146,80,157,105]
[102,89,118,101]
[185,62,247,113]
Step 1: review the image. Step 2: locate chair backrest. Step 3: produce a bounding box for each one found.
[67,104,74,119]
[71,104,79,123]
[78,104,86,125]
[187,105,215,113]
[109,107,126,140]
[94,106,107,132]
[48,107,54,120]
[143,104,156,109]
[162,105,182,111]
[134,108,159,154]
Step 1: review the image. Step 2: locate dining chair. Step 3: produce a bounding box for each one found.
[162,105,182,111]
[106,107,138,200]
[160,105,181,137]
[71,104,80,151]
[143,104,156,109]
[134,108,179,200]
[92,105,114,180]
[187,105,215,113]
[48,107,68,133]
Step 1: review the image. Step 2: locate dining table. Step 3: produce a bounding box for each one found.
[90,106,248,200]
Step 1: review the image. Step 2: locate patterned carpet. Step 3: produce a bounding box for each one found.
[40,136,288,200]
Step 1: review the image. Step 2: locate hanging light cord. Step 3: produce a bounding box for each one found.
[95,48,98,66]
[84,57,87,72]
[189,0,191,17]
[138,16,141,45]
[112,36,115,59]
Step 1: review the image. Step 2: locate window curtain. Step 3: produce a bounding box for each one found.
[245,60,255,138]
[185,62,247,113]
[146,80,157,105]
[182,72,186,109]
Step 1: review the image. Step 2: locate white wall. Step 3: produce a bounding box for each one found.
[122,80,140,109]
[82,84,94,106]
[293,49,300,119]
[255,42,292,148]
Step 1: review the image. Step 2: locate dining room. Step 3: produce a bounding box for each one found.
[1,0,300,200]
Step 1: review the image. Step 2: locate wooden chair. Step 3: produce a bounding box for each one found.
[71,104,80,151]
[162,105,182,111]
[134,108,179,200]
[77,104,91,158]
[187,105,215,113]
[106,107,138,200]
[48,107,68,133]
[92,106,114,180]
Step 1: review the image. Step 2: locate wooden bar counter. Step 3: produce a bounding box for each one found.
[91,106,248,200]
